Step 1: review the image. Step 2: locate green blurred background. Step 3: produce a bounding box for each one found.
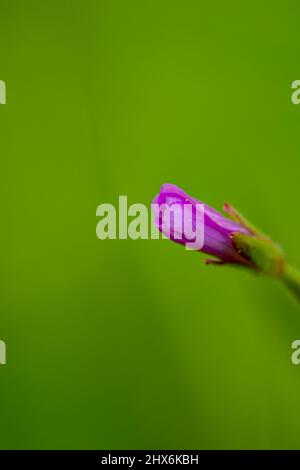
[1,0,300,450]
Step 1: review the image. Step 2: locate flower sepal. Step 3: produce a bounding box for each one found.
[231,232,285,278]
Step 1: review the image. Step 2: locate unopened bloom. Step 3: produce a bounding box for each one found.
[152,183,286,275]
[152,183,300,306]
[152,183,253,265]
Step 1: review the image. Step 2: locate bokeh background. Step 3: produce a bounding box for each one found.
[1,0,300,450]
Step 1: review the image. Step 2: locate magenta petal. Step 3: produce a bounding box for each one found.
[152,183,251,264]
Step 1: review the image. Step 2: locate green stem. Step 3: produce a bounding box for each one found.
[282,264,300,303]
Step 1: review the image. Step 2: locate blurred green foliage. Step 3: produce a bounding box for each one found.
[1,0,300,449]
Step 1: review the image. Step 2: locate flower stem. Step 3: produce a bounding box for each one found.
[282,264,300,304]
